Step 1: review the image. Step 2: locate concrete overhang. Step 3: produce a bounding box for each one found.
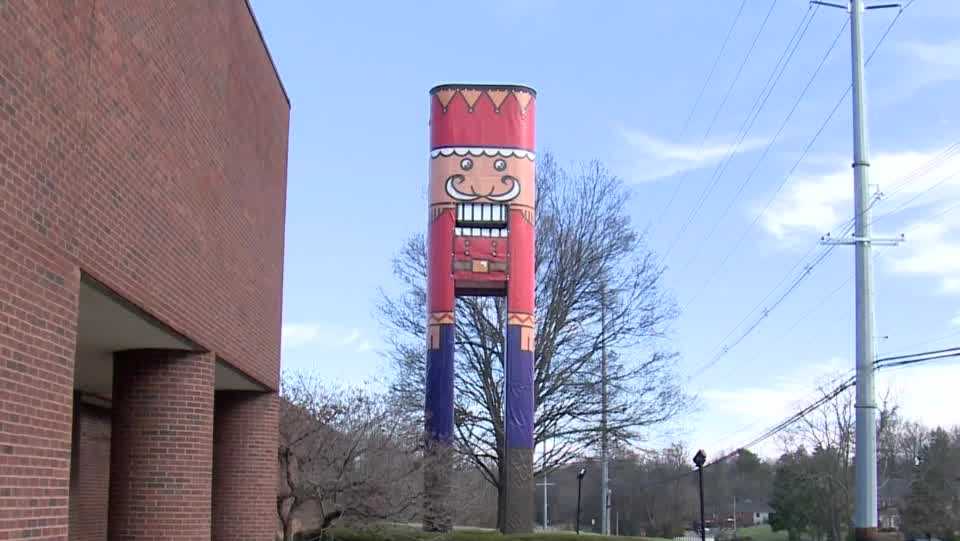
[75,277,266,401]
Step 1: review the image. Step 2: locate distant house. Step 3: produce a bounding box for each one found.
[734,500,772,526]
[879,478,910,530]
[879,507,901,531]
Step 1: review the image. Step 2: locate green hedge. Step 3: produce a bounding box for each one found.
[295,525,660,541]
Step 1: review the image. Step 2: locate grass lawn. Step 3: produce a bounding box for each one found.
[733,525,788,541]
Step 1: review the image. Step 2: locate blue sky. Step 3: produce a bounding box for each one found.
[252,0,960,456]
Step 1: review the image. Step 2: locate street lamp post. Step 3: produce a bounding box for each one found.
[576,468,587,535]
[694,450,707,541]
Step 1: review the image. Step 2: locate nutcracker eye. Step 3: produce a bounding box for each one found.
[460,158,473,171]
[494,159,507,172]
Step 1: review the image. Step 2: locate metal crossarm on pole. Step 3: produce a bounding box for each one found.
[820,232,905,246]
[811,1,849,9]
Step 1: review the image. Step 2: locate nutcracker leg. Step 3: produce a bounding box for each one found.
[504,208,536,533]
[424,208,455,531]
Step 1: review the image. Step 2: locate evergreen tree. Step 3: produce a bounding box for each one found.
[771,448,817,541]
[902,428,959,540]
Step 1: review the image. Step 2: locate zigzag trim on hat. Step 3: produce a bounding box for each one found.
[430,147,536,160]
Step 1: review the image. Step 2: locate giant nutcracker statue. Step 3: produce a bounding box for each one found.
[425,84,537,533]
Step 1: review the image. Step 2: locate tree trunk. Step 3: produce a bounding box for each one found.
[277,499,293,541]
[496,458,507,532]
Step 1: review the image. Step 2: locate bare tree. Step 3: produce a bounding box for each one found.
[779,382,901,541]
[379,154,686,527]
[635,443,699,538]
[277,374,422,540]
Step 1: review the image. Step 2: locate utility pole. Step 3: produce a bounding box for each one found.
[536,440,554,530]
[733,456,739,537]
[815,2,903,541]
[600,281,610,536]
[850,3,879,536]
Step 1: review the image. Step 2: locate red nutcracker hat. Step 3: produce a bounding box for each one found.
[429,83,536,159]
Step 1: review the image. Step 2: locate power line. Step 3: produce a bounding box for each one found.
[678,5,913,376]
[679,0,749,138]
[657,0,782,259]
[693,241,820,375]
[872,169,960,225]
[687,220,853,379]
[884,329,960,358]
[697,0,781,154]
[712,346,960,463]
[682,4,912,307]
[876,351,960,370]
[781,274,854,338]
[675,15,848,277]
[923,198,960,222]
[873,346,960,367]
[862,139,960,226]
[653,0,750,227]
[710,271,855,454]
[878,141,960,201]
[878,177,960,223]
[638,346,959,490]
[683,87,849,309]
[686,192,895,381]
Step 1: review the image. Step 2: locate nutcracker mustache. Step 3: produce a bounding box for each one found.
[445,174,521,202]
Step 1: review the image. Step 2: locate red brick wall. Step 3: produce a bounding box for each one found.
[109,350,216,540]
[0,0,289,388]
[213,391,279,541]
[0,2,288,539]
[68,401,110,541]
[0,256,77,538]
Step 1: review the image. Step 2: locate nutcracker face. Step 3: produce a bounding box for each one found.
[429,151,535,238]
[427,84,537,296]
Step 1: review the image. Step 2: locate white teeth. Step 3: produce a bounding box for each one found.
[454,204,509,238]
[454,227,509,237]
[455,203,508,224]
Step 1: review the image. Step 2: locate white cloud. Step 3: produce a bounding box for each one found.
[700,357,849,456]
[698,354,960,458]
[889,210,960,293]
[281,322,373,352]
[899,39,960,79]
[952,313,960,328]
[760,145,960,292]
[760,149,960,239]
[620,129,767,183]
[876,362,960,430]
[878,39,960,104]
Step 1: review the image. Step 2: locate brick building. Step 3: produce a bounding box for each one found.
[0,2,289,540]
